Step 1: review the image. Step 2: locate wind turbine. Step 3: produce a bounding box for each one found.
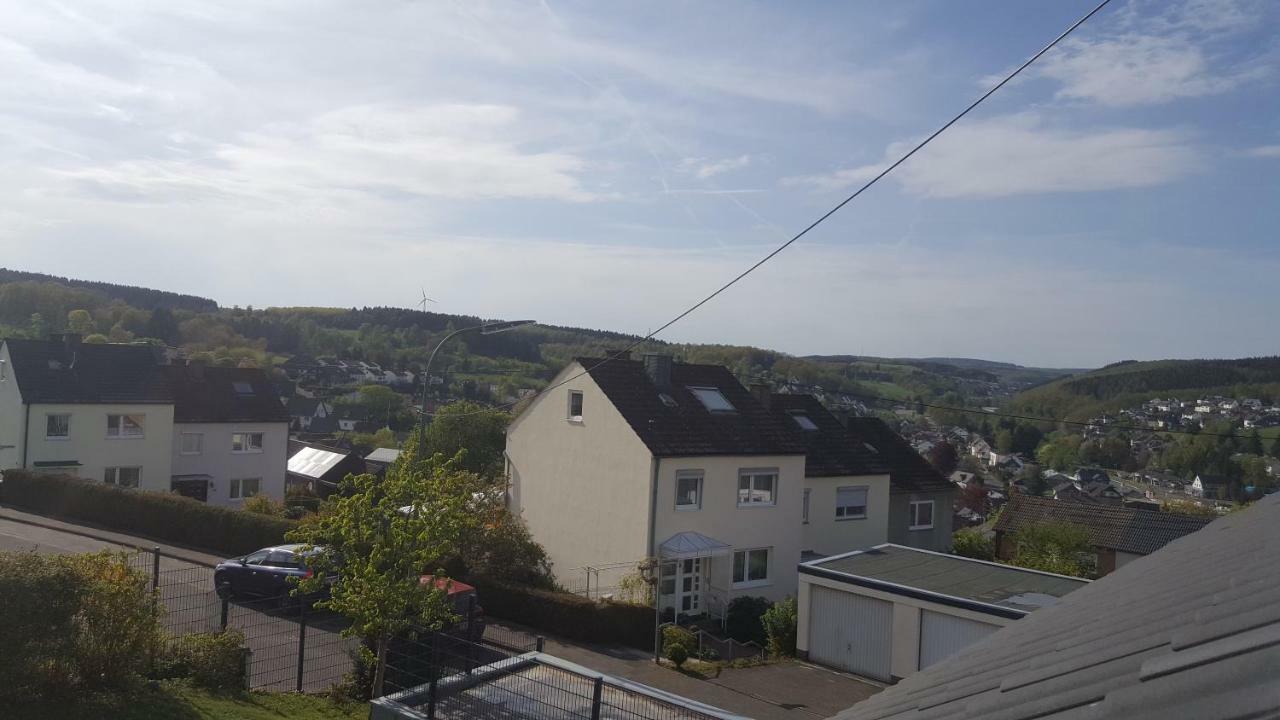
[417,288,437,310]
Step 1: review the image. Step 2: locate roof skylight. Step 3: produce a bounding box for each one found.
[791,413,819,431]
[687,386,735,413]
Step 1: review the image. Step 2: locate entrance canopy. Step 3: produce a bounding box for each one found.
[660,531,731,560]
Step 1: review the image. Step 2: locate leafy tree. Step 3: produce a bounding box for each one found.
[28,312,47,339]
[1243,429,1264,456]
[1010,424,1044,456]
[82,334,108,344]
[761,597,798,657]
[423,401,510,478]
[1036,434,1081,471]
[995,429,1014,454]
[144,306,180,344]
[1270,434,1280,458]
[952,528,994,560]
[67,309,95,335]
[288,444,484,696]
[1009,521,1094,578]
[927,441,959,477]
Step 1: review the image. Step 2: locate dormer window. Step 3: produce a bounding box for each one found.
[790,412,818,431]
[232,381,255,396]
[688,386,735,413]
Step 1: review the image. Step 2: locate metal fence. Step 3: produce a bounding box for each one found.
[125,547,537,693]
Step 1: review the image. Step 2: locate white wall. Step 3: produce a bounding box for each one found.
[506,363,655,591]
[652,454,806,602]
[23,402,174,491]
[0,343,25,470]
[802,474,892,557]
[172,422,289,505]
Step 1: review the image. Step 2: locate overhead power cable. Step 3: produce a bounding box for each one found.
[425,0,1116,418]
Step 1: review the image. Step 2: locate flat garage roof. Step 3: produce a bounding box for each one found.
[802,544,1088,617]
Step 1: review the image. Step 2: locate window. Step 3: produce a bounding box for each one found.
[802,488,811,524]
[104,466,141,489]
[232,381,255,396]
[675,471,703,510]
[659,561,676,597]
[732,548,770,587]
[231,432,264,453]
[791,413,818,431]
[910,500,935,530]
[567,391,584,421]
[180,433,203,455]
[264,549,300,568]
[688,386,735,413]
[45,414,71,440]
[107,414,145,438]
[836,486,869,519]
[243,550,269,565]
[230,477,261,499]
[737,469,777,506]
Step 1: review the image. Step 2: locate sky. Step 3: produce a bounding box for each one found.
[1,0,1277,368]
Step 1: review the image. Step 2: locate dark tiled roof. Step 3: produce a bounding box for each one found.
[577,358,804,457]
[287,396,324,415]
[769,394,891,477]
[994,494,1212,556]
[845,417,954,495]
[835,495,1280,720]
[4,338,170,404]
[164,364,290,424]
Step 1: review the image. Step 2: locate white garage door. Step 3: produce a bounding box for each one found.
[807,585,893,681]
[918,609,999,670]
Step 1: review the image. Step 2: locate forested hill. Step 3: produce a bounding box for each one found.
[1006,357,1280,421]
[0,268,218,312]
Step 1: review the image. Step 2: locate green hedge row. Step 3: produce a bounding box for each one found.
[471,577,654,650]
[0,471,296,557]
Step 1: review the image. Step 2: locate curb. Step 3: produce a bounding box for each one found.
[0,507,219,568]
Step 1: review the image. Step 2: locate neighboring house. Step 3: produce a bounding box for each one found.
[364,447,402,476]
[798,544,1086,682]
[286,396,334,431]
[992,494,1212,575]
[0,335,174,490]
[831,495,1280,720]
[165,362,289,505]
[507,354,807,620]
[1193,473,1234,501]
[1074,467,1110,485]
[769,393,954,558]
[286,441,364,497]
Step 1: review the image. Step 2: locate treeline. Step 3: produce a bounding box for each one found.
[0,268,217,312]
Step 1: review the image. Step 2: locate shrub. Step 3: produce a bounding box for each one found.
[952,527,995,560]
[662,625,696,657]
[470,577,653,649]
[1010,520,1095,578]
[0,552,85,700]
[761,597,797,657]
[242,494,287,517]
[157,631,247,690]
[0,471,296,556]
[725,596,770,645]
[665,642,689,669]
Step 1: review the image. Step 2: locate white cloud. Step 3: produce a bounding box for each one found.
[1246,145,1280,157]
[1039,35,1247,107]
[677,154,751,179]
[785,113,1199,198]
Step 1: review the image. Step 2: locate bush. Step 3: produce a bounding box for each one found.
[761,597,797,657]
[242,494,287,517]
[662,625,696,657]
[0,471,296,556]
[665,642,689,669]
[724,596,770,645]
[0,550,160,700]
[470,577,653,649]
[157,631,247,690]
[952,527,995,561]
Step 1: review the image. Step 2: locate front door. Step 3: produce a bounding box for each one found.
[677,558,704,617]
[170,478,209,502]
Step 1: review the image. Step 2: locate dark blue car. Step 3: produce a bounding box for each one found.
[213,544,326,605]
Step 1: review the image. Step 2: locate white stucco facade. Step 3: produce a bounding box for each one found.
[171,421,289,505]
[801,473,892,557]
[20,402,175,491]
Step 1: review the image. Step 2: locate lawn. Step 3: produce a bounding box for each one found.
[10,681,368,720]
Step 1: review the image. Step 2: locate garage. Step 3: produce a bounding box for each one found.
[798,544,1088,682]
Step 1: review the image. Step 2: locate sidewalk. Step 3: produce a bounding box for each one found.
[0,505,225,566]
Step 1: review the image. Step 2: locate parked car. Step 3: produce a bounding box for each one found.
[213,544,327,605]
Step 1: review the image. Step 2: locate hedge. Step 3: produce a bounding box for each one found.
[470,576,654,650]
[0,471,296,557]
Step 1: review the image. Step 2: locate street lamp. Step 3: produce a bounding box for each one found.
[416,319,536,444]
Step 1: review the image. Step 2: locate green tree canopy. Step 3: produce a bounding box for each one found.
[423,401,510,478]
[67,309,95,335]
[1009,520,1094,578]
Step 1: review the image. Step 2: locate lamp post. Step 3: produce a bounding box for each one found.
[416,319,535,446]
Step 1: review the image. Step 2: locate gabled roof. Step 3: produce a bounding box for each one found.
[164,364,290,424]
[576,357,804,457]
[845,417,954,495]
[835,495,1280,720]
[993,494,1212,556]
[4,337,170,404]
[287,443,351,481]
[769,394,891,477]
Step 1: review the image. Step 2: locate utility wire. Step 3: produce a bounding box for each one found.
[424,0,1116,418]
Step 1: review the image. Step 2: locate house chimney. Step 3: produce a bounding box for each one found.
[750,382,772,410]
[60,333,82,365]
[642,353,673,390]
[188,358,205,381]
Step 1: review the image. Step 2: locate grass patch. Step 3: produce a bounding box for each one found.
[10,680,367,720]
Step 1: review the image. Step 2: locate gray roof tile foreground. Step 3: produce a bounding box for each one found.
[994,494,1212,556]
[807,544,1087,614]
[834,494,1280,720]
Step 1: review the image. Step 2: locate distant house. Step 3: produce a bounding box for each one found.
[1074,467,1110,485]
[363,446,402,476]
[286,396,334,431]
[993,494,1212,575]
[1192,474,1235,501]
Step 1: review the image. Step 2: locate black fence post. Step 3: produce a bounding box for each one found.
[591,676,604,720]
[149,547,161,676]
[466,595,477,674]
[536,636,544,653]
[220,595,229,632]
[427,637,439,720]
[427,676,438,720]
[295,601,307,693]
[151,546,160,590]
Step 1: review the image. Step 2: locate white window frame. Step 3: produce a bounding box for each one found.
[675,471,703,511]
[909,499,935,530]
[231,432,265,454]
[802,488,811,524]
[567,390,584,423]
[731,547,771,589]
[687,386,735,413]
[104,466,141,489]
[737,468,778,507]
[229,477,262,500]
[179,432,203,455]
[45,413,71,440]
[836,485,869,520]
[106,414,145,439]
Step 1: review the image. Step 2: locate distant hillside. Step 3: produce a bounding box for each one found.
[0,268,218,312]
[1006,357,1280,421]
[804,354,1081,396]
